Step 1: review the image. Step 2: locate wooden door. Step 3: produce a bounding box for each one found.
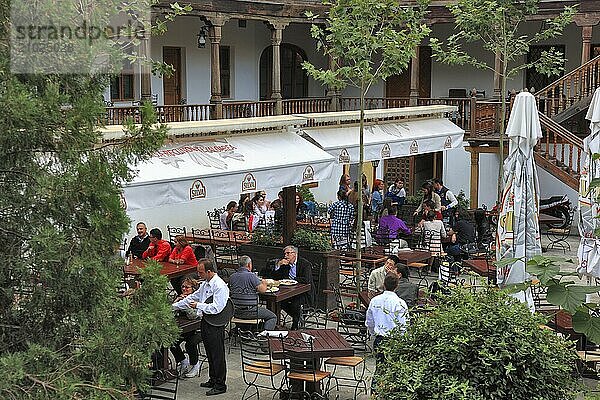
[163,47,182,105]
[385,46,431,98]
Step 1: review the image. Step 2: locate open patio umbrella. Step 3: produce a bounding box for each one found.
[577,87,600,278]
[496,91,542,310]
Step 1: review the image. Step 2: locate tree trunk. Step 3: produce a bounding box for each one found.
[497,63,507,204]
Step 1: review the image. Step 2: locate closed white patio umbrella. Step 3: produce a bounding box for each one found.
[496,91,542,310]
[577,87,600,278]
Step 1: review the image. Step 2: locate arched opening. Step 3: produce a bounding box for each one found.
[260,43,309,100]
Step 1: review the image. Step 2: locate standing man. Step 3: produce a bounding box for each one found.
[142,228,171,262]
[172,259,229,395]
[229,255,277,330]
[433,178,458,225]
[125,222,150,259]
[272,245,313,329]
[365,275,409,394]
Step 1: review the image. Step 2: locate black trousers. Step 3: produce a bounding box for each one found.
[200,318,227,389]
[170,331,202,365]
[372,335,388,394]
[281,296,302,329]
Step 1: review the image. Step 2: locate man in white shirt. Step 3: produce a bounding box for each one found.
[172,259,230,395]
[365,275,409,394]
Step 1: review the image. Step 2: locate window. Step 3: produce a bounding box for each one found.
[110,74,134,101]
[525,45,565,92]
[259,43,308,100]
[220,46,231,98]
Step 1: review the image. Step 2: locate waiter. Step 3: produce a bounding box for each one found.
[172,258,229,395]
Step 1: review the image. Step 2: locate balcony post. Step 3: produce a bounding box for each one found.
[270,22,288,115]
[140,35,152,102]
[327,54,341,112]
[208,18,226,119]
[582,25,593,64]
[469,148,479,209]
[409,46,420,106]
[282,186,296,244]
[493,52,502,100]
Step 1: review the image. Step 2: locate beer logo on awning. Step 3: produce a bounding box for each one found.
[302,165,315,182]
[190,179,206,199]
[242,173,257,192]
[381,143,391,158]
[339,148,350,163]
[410,140,418,154]
[444,136,453,149]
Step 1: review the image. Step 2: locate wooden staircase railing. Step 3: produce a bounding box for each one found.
[535,54,600,121]
[534,112,583,190]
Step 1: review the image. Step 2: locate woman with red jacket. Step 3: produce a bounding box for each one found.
[169,236,198,266]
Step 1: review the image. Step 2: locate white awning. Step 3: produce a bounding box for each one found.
[123,131,335,211]
[301,117,464,164]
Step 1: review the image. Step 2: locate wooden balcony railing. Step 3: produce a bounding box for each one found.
[418,97,472,132]
[104,104,212,125]
[534,112,583,189]
[535,54,600,120]
[283,97,330,114]
[222,100,276,119]
[340,97,411,111]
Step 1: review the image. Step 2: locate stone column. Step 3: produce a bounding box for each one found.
[493,52,502,100]
[270,22,288,115]
[582,25,593,64]
[208,20,225,119]
[409,46,420,106]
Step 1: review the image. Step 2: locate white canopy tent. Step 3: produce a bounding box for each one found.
[300,117,464,163]
[123,130,336,211]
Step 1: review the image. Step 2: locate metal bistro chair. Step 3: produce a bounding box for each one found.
[545,207,574,253]
[279,336,331,400]
[211,229,238,278]
[208,208,225,229]
[331,285,370,352]
[239,331,286,400]
[136,368,179,400]
[230,290,264,351]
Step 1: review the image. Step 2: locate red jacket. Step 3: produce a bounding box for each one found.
[169,245,198,266]
[142,239,171,261]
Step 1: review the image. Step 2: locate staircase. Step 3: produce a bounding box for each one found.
[531,55,600,190]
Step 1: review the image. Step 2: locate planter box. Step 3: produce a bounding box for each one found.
[237,244,339,310]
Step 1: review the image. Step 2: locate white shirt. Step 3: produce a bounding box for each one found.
[172,274,229,318]
[365,290,408,337]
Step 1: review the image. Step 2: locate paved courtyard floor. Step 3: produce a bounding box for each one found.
[175,234,595,399]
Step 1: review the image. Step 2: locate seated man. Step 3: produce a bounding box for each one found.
[446,208,476,259]
[229,255,277,330]
[394,264,419,308]
[368,255,401,293]
[271,245,313,330]
[375,205,411,245]
[142,228,171,262]
[126,221,150,259]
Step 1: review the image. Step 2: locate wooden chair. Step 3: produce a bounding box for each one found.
[324,353,367,400]
[280,336,331,400]
[239,331,286,400]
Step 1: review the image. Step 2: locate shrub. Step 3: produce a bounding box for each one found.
[376,288,579,400]
[291,228,332,252]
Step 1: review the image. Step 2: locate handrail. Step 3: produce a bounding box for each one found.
[538,113,583,147]
[536,54,600,96]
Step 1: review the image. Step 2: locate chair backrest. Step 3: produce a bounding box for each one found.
[166,226,186,242]
[191,227,211,240]
[280,336,321,375]
[207,209,222,229]
[140,371,178,400]
[423,229,443,256]
[300,306,329,329]
[239,331,275,373]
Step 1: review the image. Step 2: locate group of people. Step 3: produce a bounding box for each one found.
[136,241,315,396]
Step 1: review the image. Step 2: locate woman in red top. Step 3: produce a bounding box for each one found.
[169,236,198,266]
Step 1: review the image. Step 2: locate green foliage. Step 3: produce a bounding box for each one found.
[291,229,332,252]
[405,194,423,206]
[455,190,470,210]
[297,185,315,202]
[377,288,579,400]
[0,1,188,397]
[251,227,282,247]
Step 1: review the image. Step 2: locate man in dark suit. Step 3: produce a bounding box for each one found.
[271,245,313,329]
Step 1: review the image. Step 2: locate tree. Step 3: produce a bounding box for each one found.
[304,0,430,291]
[0,0,189,398]
[377,288,578,399]
[429,0,575,200]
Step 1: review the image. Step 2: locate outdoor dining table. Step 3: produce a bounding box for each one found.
[123,259,198,279]
[259,283,311,326]
[269,329,353,395]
